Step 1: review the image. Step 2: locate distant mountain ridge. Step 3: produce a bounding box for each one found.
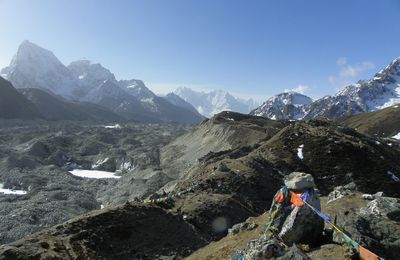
[252,57,400,120]
[19,88,124,121]
[0,77,41,119]
[1,41,204,123]
[173,87,258,117]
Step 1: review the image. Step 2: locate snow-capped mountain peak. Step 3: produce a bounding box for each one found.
[251,91,312,120]
[119,79,155,100]
[174,87,258,117]
[1,41,77,98]
[0,41,207,123]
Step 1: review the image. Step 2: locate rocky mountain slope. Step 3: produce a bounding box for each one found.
[174,87,258,117]
[19,88,124,121]
[0,112,399,259]
[163,93,200,114]
[0,77,41,119]
[1,41,204,123]
[253,57,400,120]
[341,104,400,138]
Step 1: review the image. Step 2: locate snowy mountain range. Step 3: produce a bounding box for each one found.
[1,41,203,123]
[173,87,259,117]
[252,57,400,120]
[3,41,399,122]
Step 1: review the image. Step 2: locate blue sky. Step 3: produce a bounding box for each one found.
[0,0,399,102]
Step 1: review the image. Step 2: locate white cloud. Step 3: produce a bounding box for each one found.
[328,76,337,86]
[329,57,375,89]
[336,57,348,66]
[339,61,374,78]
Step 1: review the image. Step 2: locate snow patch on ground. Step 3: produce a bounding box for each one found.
[92,157,109,169]
[0,183,27,195]
[69,169,121,179]
[297,144,304,160]
[104,124,121,129]
[392,132,400,140]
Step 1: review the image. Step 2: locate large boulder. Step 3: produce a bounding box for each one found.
[324,192,400,259]
[278,190,324,245]
[284,172,315,190]
[240,235,310,260]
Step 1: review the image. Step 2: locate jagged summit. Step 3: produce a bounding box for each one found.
[1,41,76,98]
[251,91,313,120]
[68,60,117,87]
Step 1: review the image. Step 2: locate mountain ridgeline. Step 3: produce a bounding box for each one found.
[252,57,400,121]
[0,77,41,119]
[0,41,204,123]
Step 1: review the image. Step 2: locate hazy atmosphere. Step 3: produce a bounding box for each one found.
[1,0,399,101]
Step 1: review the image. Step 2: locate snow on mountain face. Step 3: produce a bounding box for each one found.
[303,57,400,120]
[68,60,116,88]
[67,60,129,102]
[174,87,258,117]
[1,41,77,98]
[119,80,155,100]
[250,92,313,120]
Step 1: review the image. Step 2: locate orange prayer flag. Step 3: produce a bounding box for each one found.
[290,193,304,207]
[276,192,284,203]
[360,246,379,260]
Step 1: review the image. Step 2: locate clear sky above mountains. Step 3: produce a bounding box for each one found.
[0,0,399,101]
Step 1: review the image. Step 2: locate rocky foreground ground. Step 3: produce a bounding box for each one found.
[0,112,399,259]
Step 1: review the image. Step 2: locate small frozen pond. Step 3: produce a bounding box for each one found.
[69,169,121,179]
[0,183,27,195]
